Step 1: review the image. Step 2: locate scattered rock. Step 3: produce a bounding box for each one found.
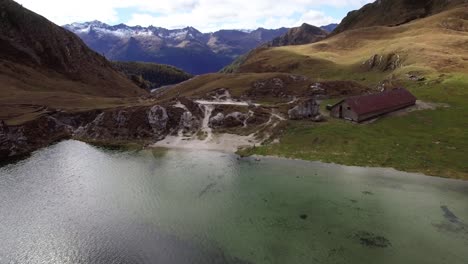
[288,74,308,82]
[310,83,326,94]
[207,88,231,101]
[406,74,426,81]
[249,78,286,98]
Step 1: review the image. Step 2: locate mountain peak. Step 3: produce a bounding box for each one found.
[266,23,328,47]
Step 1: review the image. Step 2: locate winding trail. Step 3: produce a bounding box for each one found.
[152,99,285,152]
[195,100,260,107]
[201,104,215,142]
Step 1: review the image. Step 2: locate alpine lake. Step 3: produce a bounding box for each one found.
[1,140,467,264]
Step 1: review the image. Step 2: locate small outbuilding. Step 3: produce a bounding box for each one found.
[329,88,417,122]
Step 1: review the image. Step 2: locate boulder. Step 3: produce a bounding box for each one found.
[363,53,402,71]
[224,112,248,127]
[207,88,231,101]
[179,111,200,133]
[288,99,321,120]
[209,113,225,127]
[148,105,168,133]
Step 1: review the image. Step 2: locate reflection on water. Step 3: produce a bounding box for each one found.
[0,140,467,264]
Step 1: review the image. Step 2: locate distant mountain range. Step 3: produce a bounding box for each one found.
[64,21,338,74]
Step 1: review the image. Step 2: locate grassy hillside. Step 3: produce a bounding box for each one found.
[112,61,193,90]
[173,5,468,179]
[239,74,468,179]
[333,0,467,34]
[237,6,468,79]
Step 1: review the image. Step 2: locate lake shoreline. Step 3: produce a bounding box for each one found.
[2,137,466,182]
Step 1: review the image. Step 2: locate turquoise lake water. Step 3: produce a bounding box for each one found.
[0,140,467,263]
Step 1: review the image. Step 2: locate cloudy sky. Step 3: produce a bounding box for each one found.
[15,0,374,32]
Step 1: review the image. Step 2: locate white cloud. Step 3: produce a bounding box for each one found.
[14,0,374,32]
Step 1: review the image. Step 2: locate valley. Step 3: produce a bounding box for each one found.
[1,0,468,263]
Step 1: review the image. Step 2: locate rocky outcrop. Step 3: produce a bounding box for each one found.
[363,53,403,71]
[209,113,225,127]
[249,78,287,98]
[209,111,250,128]
[0,98,208,160]
[0,97,286,160]
[74,104,201,142]
[224,112,249,128]
[288,99,323,121]
[206,88,232,101]
[0,117,71,159]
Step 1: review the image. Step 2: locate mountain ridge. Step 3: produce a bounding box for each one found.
[64,21,339,74]
[63,21,290,74]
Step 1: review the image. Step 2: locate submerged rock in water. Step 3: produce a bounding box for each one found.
[354,231,391,248]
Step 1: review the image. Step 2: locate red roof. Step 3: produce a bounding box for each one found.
[344,88,417,115]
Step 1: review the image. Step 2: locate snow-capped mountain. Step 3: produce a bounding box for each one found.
[66,21,204,41]
[64,21,337,74]
[63,21,289,74]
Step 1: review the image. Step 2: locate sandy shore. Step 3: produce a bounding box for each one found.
[151,133,259,152]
